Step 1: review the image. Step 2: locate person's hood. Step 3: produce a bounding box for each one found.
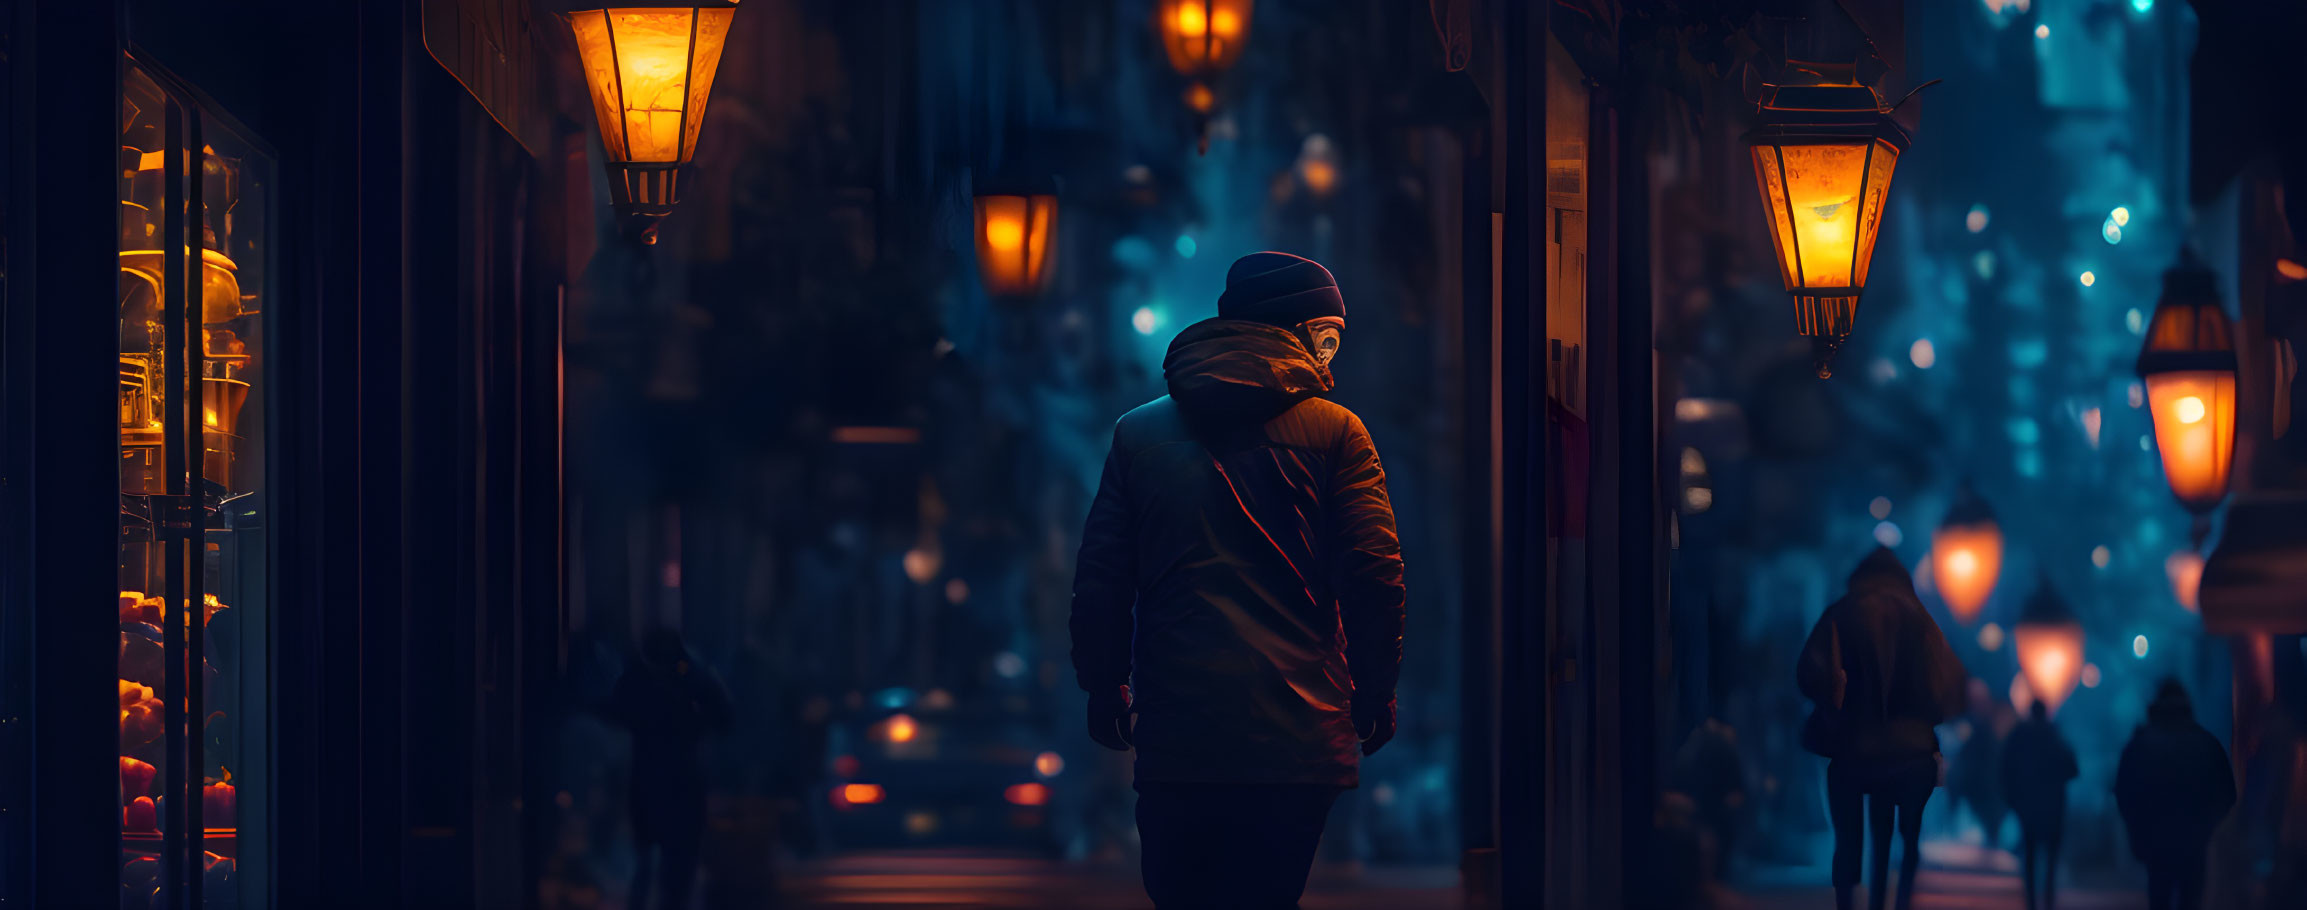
[1846,545,1914,595]
[1163,318,1334,425]
[2148,680,2197,726]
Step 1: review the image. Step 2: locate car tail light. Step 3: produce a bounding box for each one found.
[1003,782,1050,807]
[833,783,885,809]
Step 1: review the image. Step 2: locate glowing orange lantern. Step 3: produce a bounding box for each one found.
[2137,251,2237,515]
[1159,0,1252,80]
[2012,580,2084,717]
[1747,61,1909,378]
[1930,488,2002,625]
[1157,0,1253,153]
[562,1,740,244]
[972,184,1058,300]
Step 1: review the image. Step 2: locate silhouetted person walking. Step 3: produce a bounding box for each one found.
[2115,679,2235,910]
[2001,700,2077,910]
[1071,252,1405,910]
[1797,547,1968,910]
[604,627,733,910]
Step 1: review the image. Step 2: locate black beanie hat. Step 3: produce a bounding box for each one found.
[1217,251,1346,327]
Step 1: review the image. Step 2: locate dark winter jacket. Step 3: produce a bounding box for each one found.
[2114,693,2237,863]
[1070,318,1405,787]
[2000,714,2078,830]
[1796,548,1968,764]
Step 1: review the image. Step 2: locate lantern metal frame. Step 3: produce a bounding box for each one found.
[1746,73,1910,378]
[2136,249,2240,518]
[559,0,742,245]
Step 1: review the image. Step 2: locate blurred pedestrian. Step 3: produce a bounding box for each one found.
[1796,547,1968,910]
[1071,252,1406,910]
[1948,680,2010,849]
[603,627,733,910]
[2114,679,2236,910]
[2000,700,2077,910]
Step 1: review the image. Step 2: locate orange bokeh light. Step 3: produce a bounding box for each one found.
[1931,524,2002,625]
[883,713,919,744]
[1004,782,1051,807]
[2166,550,2205,613]
[2014,620,2084,717]
[1034,751,1065,778]
[835,783,884,807]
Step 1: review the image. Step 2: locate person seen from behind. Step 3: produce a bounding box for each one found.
[1070,251,1406,910]
[1796,546,1968,910]
[603,626,733,910]
[2000,699,2078,910]
[2115,678,2236,910]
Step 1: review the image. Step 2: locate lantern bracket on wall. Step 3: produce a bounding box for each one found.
[559,0,741,246]
[1746,60,1912,378]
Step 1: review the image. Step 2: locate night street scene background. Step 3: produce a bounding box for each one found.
[4,0,2307,908]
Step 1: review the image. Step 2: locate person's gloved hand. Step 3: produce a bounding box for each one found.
[1354,696,1396,756]
[1087,685,1134,752]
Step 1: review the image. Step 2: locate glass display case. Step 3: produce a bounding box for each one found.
[115,54,270,910]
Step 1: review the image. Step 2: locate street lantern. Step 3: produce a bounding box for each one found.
[562,1,741,245]
[972,182,1058,300]
[1930,486,2002,626]
[2013,578,2085,717]
[2137,250,2238,516]
[1157,0,1253,153]
[1747,61,1909,378]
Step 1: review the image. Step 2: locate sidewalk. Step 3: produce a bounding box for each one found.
[1723,840,2136,909]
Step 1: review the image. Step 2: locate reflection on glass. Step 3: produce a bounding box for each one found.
[118,55,269,910]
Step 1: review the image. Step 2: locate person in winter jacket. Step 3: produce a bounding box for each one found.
[2115,679,2236,910]
[2000,699,2078,910]
[1070,251,1406,910]
[1796,547,1968,910]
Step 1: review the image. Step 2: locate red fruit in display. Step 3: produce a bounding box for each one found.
[123,796,156,832]
[119,756,157,800]
[202,782,235,828]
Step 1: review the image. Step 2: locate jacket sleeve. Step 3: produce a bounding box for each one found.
[1069,425,1137,694]
[1796,613,1844,708]
[1331,414,1406,706]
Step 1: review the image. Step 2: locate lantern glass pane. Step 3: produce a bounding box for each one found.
[680,7,736,163]
[1930,522,2003,625]
[570,10,630,161]
[974,194,1058,297]
[603,8,700,164]
[1774,142,1870,290]
[1750,146,1801,290]
[2145,370,2237,510]
[1852,140,1900,287]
